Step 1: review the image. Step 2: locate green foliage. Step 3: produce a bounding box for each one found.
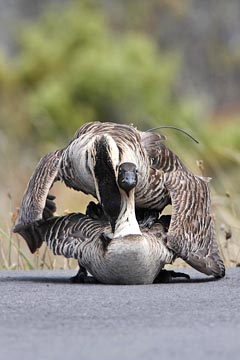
[0,0,238,182]
[10,0,183,143]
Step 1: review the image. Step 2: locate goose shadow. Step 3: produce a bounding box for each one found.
[0,274,72,284]
[0,271,222,285]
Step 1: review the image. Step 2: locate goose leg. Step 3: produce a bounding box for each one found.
[154,269,190,283]
[70,265,99,284]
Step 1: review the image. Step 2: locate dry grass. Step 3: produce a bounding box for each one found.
[0,206,78,271]
[0,187,93,271]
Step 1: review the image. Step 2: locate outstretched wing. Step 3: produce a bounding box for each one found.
[140,131,225,278]
[13,150,62,252]
[164,170,225,278]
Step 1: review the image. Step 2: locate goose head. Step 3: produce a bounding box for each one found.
[117,162,138,194]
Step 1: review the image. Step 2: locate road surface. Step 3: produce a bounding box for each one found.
[0,268,239,360]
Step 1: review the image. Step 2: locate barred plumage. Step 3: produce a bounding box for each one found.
[36,214,175,285]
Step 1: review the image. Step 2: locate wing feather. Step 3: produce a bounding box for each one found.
[165,170,225,277]
[13,150,62,252]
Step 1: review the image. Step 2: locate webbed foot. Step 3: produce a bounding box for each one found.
[154,269,190,283]
[70,267,99,284]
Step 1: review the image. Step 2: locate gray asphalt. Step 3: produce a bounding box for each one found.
[0,268,239,360]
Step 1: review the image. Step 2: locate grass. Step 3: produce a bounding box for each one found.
[0,191,80,271]
[0,225,78,271]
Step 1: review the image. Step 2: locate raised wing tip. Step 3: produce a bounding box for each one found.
[186,252,225,278]
[13,223,42,254]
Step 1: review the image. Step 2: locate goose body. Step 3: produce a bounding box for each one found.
[14,122,225,278]
[30,163,174,285]
[35,213,173,285]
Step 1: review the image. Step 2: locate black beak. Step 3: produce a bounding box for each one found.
[118,162,138,192]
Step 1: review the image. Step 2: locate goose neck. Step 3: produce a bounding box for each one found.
[113,189,141,238]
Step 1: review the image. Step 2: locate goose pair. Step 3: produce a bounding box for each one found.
[14,122,225,278]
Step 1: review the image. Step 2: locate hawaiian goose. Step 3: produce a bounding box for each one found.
[14,122,225,278]
[22,161,186,285]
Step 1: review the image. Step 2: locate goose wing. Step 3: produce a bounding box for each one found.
[140,131,225,278]
[140,131,166,157]
[137,131,171,211]
[37,213,106,259]
[18,209,109,258]
[165,170,225,277]
[13,150,62,251]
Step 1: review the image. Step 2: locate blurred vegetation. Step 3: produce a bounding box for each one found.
[1,1,187,147]
[0,0,239,270]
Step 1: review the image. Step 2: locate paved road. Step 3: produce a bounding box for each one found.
[0,268,239,360]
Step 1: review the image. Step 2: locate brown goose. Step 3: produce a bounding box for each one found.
[14,122,225,278]
[22,162,186,285]
[13,123,163,246]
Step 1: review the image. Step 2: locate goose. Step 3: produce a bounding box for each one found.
[13,123,159,232]
[14,122,225,278]
[21,160,189,285]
